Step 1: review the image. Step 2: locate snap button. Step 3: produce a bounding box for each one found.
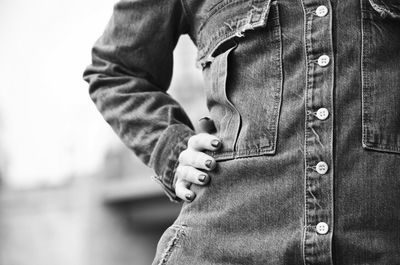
[316,108,329,120]
[316,5,329,17]
[316,161,329,175]
[318,55,330,67]
[316,222,329,235]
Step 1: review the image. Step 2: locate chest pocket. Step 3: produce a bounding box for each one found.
[361,0,400,154]
[196,0,283,161]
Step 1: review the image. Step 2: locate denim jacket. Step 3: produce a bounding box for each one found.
[83,0,400,264]
[83,0,285,201]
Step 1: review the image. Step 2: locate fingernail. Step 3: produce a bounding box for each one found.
[211,139,220,148]
[205,160,213,169]
[185,193,193,201]
[199,116,210,122]
[198,174,207,182]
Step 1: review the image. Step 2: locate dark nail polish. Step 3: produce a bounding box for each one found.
[185,194,193,201]
[205,160,213,168]
[199,174,207,182]
[211,139,220,148]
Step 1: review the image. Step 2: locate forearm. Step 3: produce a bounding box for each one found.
[83,0,195,201]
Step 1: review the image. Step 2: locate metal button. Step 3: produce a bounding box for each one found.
[316,5,329,17]
[316,222,329,235]
[318,55,330,67]
[316,108,329,120]
[316,161,329,174]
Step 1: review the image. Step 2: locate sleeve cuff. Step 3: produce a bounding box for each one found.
[149,124,195,202]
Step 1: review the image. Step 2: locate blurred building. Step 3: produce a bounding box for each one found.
[0,147,182,265]
[0,114,6,186]
[0,32,207,265]
[0,0,208,261]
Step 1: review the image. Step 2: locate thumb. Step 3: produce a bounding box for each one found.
[198,116,217,134]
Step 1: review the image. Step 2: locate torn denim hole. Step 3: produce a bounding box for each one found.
[251,4,264,12]
[249,3,265,22]
[235,22,255,37]
[199,37,238,69]
[222,6,261,40]
[223,16,255,38]
[223,21,234,30]
[197,0,274,69]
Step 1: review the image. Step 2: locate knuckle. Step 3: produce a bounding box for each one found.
[189,133,210,150]
[181,166,190,179]
[175,183,182,194]
[180,149,192,165]
[192,152,203,167]
[188,166,197,175]
[197,132,208,139]
[187,167,199,182]
[187,135,198,148]
[201,153,212,162]
[175,180,185,192]
[178,149,189,163]
[175,165,183,177]
[189,156,198,167]
[178,151,184,162]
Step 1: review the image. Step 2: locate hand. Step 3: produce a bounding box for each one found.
[174,131,221,202]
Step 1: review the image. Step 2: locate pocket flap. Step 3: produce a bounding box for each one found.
[368,0,400,19]
[196,0,274,68]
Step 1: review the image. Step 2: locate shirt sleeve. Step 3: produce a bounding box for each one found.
[82,0,196,202]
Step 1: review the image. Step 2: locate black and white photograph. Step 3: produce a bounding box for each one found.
[0,0,400,264]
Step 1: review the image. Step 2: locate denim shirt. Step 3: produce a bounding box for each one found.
[83,0,400,264]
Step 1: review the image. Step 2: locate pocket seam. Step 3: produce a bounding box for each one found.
[202,2,283,161]
[361,0,400,154]
[207,44,242,158]
[157,224,187,265]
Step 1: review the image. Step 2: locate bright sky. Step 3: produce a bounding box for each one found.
[0,0,204,188]
[0,0,118,187]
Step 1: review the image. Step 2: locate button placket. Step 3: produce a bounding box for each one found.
[300,1,335,264]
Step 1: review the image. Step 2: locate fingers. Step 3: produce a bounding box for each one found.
[175,165,210,202]
[175,165,210,186]
[174,130,221,203]
[175,178,196,202]
[187,133,222,151]
[178,148,217,170]
[174,161,211,202]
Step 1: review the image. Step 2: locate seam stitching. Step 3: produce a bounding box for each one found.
[157,226,185,265]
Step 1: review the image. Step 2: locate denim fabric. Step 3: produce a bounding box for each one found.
[83,0,400,264]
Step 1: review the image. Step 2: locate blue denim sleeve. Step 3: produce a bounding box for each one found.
[82,0,195,202]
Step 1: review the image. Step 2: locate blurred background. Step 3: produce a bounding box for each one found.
[0,0,207,264]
